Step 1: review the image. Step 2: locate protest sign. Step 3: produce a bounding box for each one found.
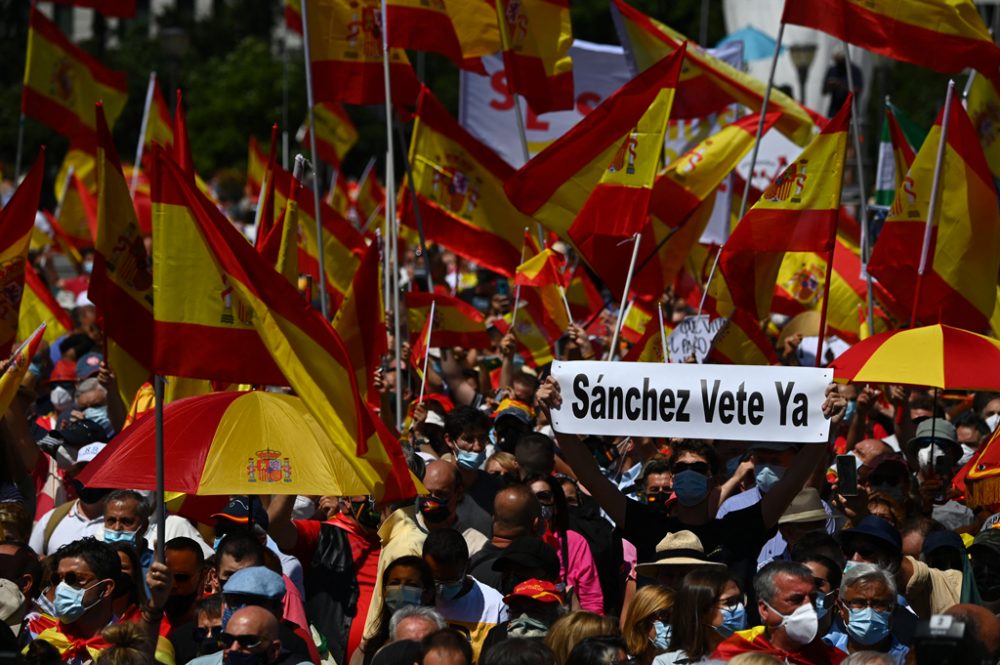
[667,314,727,363]
[550,361,832,443]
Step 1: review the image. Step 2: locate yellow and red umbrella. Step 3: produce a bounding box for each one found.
[829,324,1000,390]
[76,391,380,496]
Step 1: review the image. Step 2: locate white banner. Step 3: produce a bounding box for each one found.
[550,361,832,443]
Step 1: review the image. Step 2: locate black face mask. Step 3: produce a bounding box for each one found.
[643,492,671,512]
[351,499,380,530]
[417,496,450,524]
[224,650,268,665]
[165,592,199,618]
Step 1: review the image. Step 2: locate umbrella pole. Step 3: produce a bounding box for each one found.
[154,375,166,562]
[815,238,838,368]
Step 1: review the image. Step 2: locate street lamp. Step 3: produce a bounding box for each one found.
[789,43,818,105]
[159,27,190,111]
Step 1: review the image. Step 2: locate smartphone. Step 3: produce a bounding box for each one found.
[837,454,858,496]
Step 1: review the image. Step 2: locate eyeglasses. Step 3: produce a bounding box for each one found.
[672,461,709,475]
[219,633,268,650]
[841,597,895,613]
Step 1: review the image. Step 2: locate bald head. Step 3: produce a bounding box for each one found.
[855,439,891,467]
[492,484,541,540]
[226,605,280,642]
[424,460,461,492]
[945,604,1000,659]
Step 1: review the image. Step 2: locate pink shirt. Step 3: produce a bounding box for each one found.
[554,530,604,613]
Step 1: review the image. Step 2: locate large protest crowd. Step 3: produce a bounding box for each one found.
[1,238,999,665]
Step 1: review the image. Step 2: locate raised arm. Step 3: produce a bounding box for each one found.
[266,493,298,552]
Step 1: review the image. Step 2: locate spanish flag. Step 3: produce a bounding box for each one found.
[143,76,174,154]
[0,150,44,356]
[326,168,352,218]
[401,87,531,277]
[247,136,268,198]
[0,324,46,418]
[624,317,672,362]
[707,310,779,366]
[565,265,604,321]
[720,97,853,322]
[58,171,98,249]
[868,97,1000,331]
[285,0,303,34]
[506,46,686,247]
[516,232,570,338]
[305,0,421,106]
[621,298,656,344]
[19,264,72,346]
[405,292,492,351]
[355,159,386,231]
[386,0,499,71]
[22,8,128,141]
[783,0,1000,88]
[966,74,1000,183]
[301,102,357,168]
[498,301,556,368]
[515,243,563,288]
[497,0,574,114]
[333,243,386,408]
[611,0,818,146]
[157,150,418,501]
[92,104,154,401]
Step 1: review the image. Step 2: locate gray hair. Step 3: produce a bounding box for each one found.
[841,651,895,665]
[841,562,897,598]
[106,489,151,521]
[753,560,814,605]
[388,605,446,640]
[75,378,107,399]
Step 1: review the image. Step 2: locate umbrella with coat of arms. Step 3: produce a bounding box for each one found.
[76,391,381,496]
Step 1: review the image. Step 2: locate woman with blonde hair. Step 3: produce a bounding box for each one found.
[622,584,674,665]
[545,611,620,665]
[96,623,153,665]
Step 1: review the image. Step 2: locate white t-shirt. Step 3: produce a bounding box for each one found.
[435,577,508,662]
[29,501,103,555]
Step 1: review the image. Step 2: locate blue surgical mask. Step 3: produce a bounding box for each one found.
[845,606,891,646]
[754,463,785,494]
[815,592,832,620]
[54,581,104,623]
[456,448,486,471]
[540,504,555,522]
[83,406,111,432]
[104,529,137,545]
[213,536,224,551]
[435,578,466,601]
[672,470,709,507]
[843,400,857,425]
[716,603,747,637]
[844,561,863,575]
[650,620,671,650]
[508,615,549,637]
[384,584,424,612]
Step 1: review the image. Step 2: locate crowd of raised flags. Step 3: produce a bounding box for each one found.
[4,1,1000,665]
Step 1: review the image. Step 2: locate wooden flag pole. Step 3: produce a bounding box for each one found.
[607,233,642,361]
[299,0,330,319]
[131,72,156,196]
[911,80,955,328]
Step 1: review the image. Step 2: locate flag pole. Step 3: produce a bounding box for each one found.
[658,301,669,362]
[910,80,955,328]
[510,228,528,331]
[698,22,786,317]
[154,374,166,561]
[131,72,156,196]
[299,0,330,319]
[417,300,435,404]
[14,114,25,182]
[281,18,291,170]
[841,46,873,335]
[607,233,642,361]
[56,166,74,218]
[559,286,574,325]
[393,111,434,291]
[814,234,838,367]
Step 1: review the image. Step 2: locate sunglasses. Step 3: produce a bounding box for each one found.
[534,490,555,503]
[51,572,98,589]
[194,626,222,642]
[173,573,194,583]
[219,633,268,650]
[672,461,709,475]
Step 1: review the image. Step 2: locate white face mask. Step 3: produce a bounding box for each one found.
[986,414,1000,433]
[50,386,73,412]
[959,443,978,466]
[765,601,818,646]
[917,445,949,474]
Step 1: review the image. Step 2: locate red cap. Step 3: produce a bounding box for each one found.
[503,579,563,605]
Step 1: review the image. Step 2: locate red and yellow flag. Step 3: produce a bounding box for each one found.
[611,0,818,146]
[306,0,421,106]
[783,0,1000,88]
[565,264,604,321]
[355,160,386,231]
[0,151,44,356]
[332,243,386,408]
[405,292,492,351]
[500,294,557,368]
[515,244,563,288]
[506,46,686,249]
[868,98,1000,330]
[144,76,174,153]
[497,0,574,114]
[49,0,136,17]
[387,0,499,71]
[402,87,532,277]
[158,151,418,501]
[719,97,853,321]
[58,171,98,249]
[19,264,72,346]
[22,8,128,141]
[0,324,46,417]
[301,102,357,168]
[624,317,672,362]
[285,0,303,34]
[707,310,778,365]
[247,136,268,198]
[516,232,570,338]
[966,74,1000,183]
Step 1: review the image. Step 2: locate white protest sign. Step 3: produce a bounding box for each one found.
[550,361,832,443]
[667,315,727,363]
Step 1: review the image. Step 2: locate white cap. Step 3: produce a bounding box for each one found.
[424,411,445,428]
[76,442,107,463]
[74,291,94,308]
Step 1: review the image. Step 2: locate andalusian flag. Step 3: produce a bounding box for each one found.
[92,104,155,402]
[332,244,386,408]
[305,0,420,105]
[874,102,923,206]
[0,150,44,356]
[0,324,46,418]
[386,0,499,70]
[402,87,532,277]
[707,310,778,365]
[783,0,1000,88]
[497,0,574,114]
[157,152,418,502]
[966,74,1000,183]
[405,292,492,351]
[19,265,71,346]
[611,0,817,145]
[506,46,686,251]
[868,98,1000,330]
[22,8,128,140]
[301,102,357,168]
[720,97,853,321]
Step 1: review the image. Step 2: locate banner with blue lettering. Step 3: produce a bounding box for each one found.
[550,361,832,443]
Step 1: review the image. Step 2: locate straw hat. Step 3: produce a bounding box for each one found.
[634,530,725,577]
[778,487,827,525]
